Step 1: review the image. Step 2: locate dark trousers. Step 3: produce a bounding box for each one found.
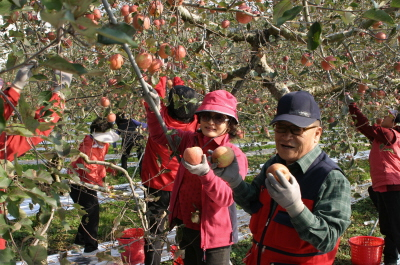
[376,191,400,264]
[180,227,231,265]
[70,184,99,252]
[121,133,143,171]
[144,187,171,265]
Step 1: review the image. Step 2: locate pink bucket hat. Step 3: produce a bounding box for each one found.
[195,90,238,123]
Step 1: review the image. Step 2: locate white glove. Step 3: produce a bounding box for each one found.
[182,154,210,176]
[344,93,354,105]
[52,70,73,92]
[148,87,161,112]
[12,60,37,89]
[265,170,304,217]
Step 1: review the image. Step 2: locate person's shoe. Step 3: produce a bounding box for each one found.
[82,249,100,257]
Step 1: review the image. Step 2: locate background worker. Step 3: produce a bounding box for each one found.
[345,93,400,265]
[69,117,119,256]
[115,112,146,172]
[141,76,200,265]
[0,62,72,249]
[216,91,351,264]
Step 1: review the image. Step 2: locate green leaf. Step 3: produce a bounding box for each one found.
[5,53,18,70]
[31,74,49,81]
[38,91,53,103]
[85,70,107,76]
[338,8,356,25]
[0,1,12,16]
[363,9,395,26]
[4,125,35,137]
[41,0,62,10]
[307,22,322,51]
[276,6,302,27]
[27,187,58,208]
[391,0,400,7]
[97,23,138,47]
[0,248,15,264]
[22,245,47,265]
[9,30,23,38]
[0,170,11,189]
[7,200,20,219]
[55,140,71,157]
[39,9,68,28]
[273,0,292,24]
[19,94,40,133]
[0,98,5,134]
[41,56,87,75]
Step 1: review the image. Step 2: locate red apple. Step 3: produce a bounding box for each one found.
[221,20,230,28]
[321,56,336,71]
[301,53,313,67]
[358,83,368,93]
[394,62,400,73]
[107,113,116,122]
[100,97,110,107]
[374,32,386,43]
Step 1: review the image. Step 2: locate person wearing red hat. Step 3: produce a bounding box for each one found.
[141,76,200,265]
[345,94,400,265]
[0,62,72,250]
[146,88,248,264]
[216,91,351,265]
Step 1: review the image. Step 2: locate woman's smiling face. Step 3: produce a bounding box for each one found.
[198,112,229,138]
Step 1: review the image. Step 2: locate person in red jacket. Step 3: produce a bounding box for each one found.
[69,117,119,256]
[345,93,400,265]
[0,63,72,162]
[0,62,72,249]
[147,88,248,265]
[141,76,200,265]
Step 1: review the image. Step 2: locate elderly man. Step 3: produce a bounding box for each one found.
[217,91,351,264]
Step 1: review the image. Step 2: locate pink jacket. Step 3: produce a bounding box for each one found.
[349,103,400,191]
[147,109,248,250]
[369,133,400,190]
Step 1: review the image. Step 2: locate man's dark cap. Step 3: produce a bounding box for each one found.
[270,91,321,127]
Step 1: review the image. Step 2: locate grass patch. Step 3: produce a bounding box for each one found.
[10,200,143,255]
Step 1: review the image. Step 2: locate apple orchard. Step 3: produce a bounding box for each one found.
[1,0,400,262]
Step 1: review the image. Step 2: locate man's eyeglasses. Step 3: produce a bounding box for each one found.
[273,123,318,136]
[199,112,230,125]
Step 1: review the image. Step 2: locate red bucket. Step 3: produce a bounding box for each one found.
[349,236,384,265]
[117,228,145,265]
[0,204,6,250]
[170,245,184,265]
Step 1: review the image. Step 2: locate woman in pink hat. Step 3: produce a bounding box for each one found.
[146,89,248,264]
